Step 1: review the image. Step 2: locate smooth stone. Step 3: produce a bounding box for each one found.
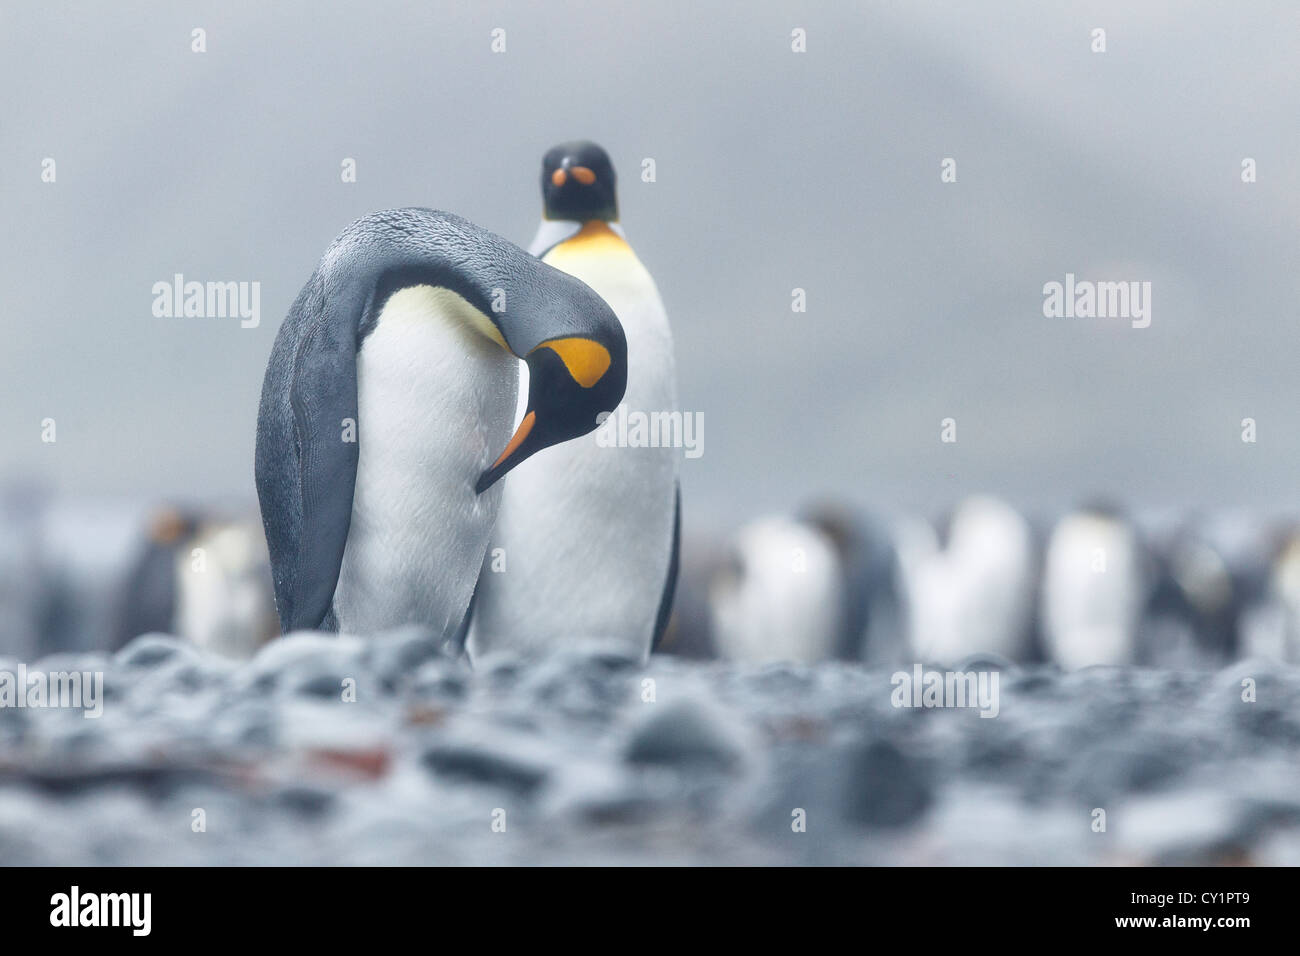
[364,626,445,689]
[421,743,549,794]
[624,700,742,771]
[1066,741,1186,805]
[841,738,932,828]
[243,632,371,697]
[408,659,469,701]
[113,633,199,670]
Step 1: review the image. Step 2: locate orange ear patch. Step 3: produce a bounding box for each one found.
[551,168,567,187]
[538,337,612,388]
[571,166,597,184]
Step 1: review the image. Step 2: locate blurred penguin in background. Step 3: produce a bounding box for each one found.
[799,502,906,665]
[708,516,844,662]
[701,504,902,664]
[113,508,278,658]
[1238,524,1300,663]
[174,518,279,658]
[656,530,728,659]
[1139,517,1242,668]
[896,495,1036,665]
[35,500,144,656]
[111,507,201,649]
[1040,503,1145,669]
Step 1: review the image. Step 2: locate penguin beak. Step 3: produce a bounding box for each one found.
[475,410,539,494]
[475,336,618,494]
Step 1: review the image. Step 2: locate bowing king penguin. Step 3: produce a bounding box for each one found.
[469,141,680,660]
[254,208,626,643]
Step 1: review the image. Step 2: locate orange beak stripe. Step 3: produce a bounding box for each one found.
[491,410,536,469]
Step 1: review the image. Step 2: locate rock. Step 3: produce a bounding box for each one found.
[624,700,742,772]
[841,739,932,828]
[207,699,278,749]
[1066,740,1187,805]
[1005,669,1058,694]
[421,743,548,794]
[409,659,469,702]
[2,627,1299,865]
[243,632,372,699]
[113,633,198,670]
[274,784,336,818]
[364,626,445,690]
[476,653,525,691]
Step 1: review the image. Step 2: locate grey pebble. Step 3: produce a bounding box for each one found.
[0,627,1295,865]
[421,742,549,794]
[114,633,199,670]
[841,738,932,828]
[624,700,742,772]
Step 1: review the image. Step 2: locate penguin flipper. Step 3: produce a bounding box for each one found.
[257,276,363,634]
[283,319,361,631]
[651,483,682,652]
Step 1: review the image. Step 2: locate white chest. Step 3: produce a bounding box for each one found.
[333,286,517,639]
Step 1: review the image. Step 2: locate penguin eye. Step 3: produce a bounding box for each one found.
[571,166,597,185]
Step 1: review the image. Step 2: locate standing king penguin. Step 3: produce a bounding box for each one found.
[255,208,626,643]
[469,142,680,660]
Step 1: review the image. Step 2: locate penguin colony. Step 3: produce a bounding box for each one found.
[670,496,1298,669]
[14,487,1300,670]
[16,142,1290,672]
[229,141,1298,671]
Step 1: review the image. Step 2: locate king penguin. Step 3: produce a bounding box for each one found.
[708,516,845,663]
[895,495,1037,665]
[254,208,627,644]
[468,141,679,661]
[1040,504,1145,669]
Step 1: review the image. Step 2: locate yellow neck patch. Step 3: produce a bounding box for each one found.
[379,284,508,351]
[546,220,632,263]
[535,336,612,388]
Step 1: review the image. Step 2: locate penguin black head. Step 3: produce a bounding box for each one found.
[541,140,618,223]
[477,330,626,492]
[473,257,628,493]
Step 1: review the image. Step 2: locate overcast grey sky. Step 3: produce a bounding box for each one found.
[3,1,1298,529]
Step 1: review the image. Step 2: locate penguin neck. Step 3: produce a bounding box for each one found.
[344,210,546,356]
[363,275,508,354]
[529,218,627,258]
